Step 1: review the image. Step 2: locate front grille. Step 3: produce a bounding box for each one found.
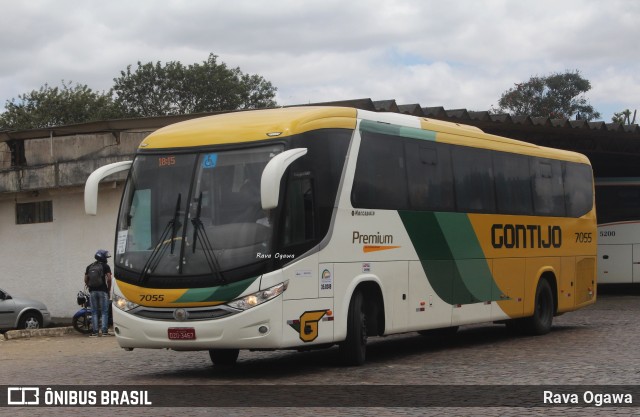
[131,305,238,321]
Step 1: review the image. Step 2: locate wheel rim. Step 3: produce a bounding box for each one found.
[24,317,40,329]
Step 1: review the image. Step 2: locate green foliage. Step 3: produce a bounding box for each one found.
[495,70,601,121]
[0,81,120,130]
[0,53,278,129]
[112,53,277,117]
[612,109,636,125]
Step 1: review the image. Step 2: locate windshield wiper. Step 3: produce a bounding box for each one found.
[139,193,182,283]
[191,192,227,285]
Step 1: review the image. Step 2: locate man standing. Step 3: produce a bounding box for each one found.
[85,249,113,337]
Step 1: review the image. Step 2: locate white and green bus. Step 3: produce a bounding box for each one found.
[85,106,597,366]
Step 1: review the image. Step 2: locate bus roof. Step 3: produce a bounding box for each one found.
[139,106,590,164]
[140,107,358,149]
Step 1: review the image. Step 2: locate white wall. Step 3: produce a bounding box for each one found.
[0,185,123,319]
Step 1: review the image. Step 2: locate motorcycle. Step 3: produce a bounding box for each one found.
[72,290,113,334]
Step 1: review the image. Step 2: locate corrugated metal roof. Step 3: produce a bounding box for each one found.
[1,97,638,143]
[1,97,639,177]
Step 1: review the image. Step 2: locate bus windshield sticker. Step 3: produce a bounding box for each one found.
[116,231,128,254]
[202,153,218,169]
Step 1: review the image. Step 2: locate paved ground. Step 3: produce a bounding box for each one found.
[2,287,640,416]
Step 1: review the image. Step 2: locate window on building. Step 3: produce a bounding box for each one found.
[16,201,53,224]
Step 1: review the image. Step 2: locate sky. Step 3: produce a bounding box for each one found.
[1,0,638,123]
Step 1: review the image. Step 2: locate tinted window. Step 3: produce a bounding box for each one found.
[291,129,351,241]
[406,142,455,211]
[531,159,565,216]
[493,152,533,215]
[282,177,315,246]
[352,131,409,210]
[595,185,640,224]
[563,163,593,217]
[452,146,496,213]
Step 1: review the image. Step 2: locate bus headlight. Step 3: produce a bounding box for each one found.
[227,281,288,311]
[113,293,139,312]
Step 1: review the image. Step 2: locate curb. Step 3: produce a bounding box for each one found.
[2,326,77,341]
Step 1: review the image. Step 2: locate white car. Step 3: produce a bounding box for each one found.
[0,288,51,330]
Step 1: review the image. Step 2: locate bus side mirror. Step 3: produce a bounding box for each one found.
[261,148,308,210]
[84,161,133,215]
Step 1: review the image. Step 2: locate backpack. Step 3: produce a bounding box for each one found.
[86,262,104,289]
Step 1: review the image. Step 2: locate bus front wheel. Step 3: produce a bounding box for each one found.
[209,348,239,367]
[339,290,367,366]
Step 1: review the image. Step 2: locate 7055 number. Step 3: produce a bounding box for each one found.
[140,294,165,302]
[575,232,593,243]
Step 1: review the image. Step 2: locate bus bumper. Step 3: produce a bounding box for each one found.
[112,297,284,351]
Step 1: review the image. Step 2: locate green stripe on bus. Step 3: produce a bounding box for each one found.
[174,276,258,303]
[399,211,501,305]
[360,120,436,141]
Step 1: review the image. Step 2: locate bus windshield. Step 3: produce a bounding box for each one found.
[115,144,283,284]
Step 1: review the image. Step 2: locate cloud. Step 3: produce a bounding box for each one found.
[0,0,638,122]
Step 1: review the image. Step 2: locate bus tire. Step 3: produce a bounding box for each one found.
[209,349,239,367]
[522,278,554,335]
[339,290,367,366]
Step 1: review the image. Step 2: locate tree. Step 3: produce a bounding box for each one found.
[0,81,120,130]
[495,70,601,121]
[112,53,277,117]
[612,109,637,125]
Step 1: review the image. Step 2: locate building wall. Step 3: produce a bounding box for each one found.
[0,130,151,321]
[0,185,124,319]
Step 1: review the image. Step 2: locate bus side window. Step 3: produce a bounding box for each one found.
[493,152,533,215]
[352,132,409,210]
[563,162,593,218]
[532,159,566,217]
[452,146,496,213]
[406,142,454,212]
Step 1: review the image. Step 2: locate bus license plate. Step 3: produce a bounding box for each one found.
[168,328,196,340]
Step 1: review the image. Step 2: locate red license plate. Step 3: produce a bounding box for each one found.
[168,327,196,340]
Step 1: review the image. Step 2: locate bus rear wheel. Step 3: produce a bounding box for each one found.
[521,279,554,335]
[209,349,239,367]
[339,290,367,366]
